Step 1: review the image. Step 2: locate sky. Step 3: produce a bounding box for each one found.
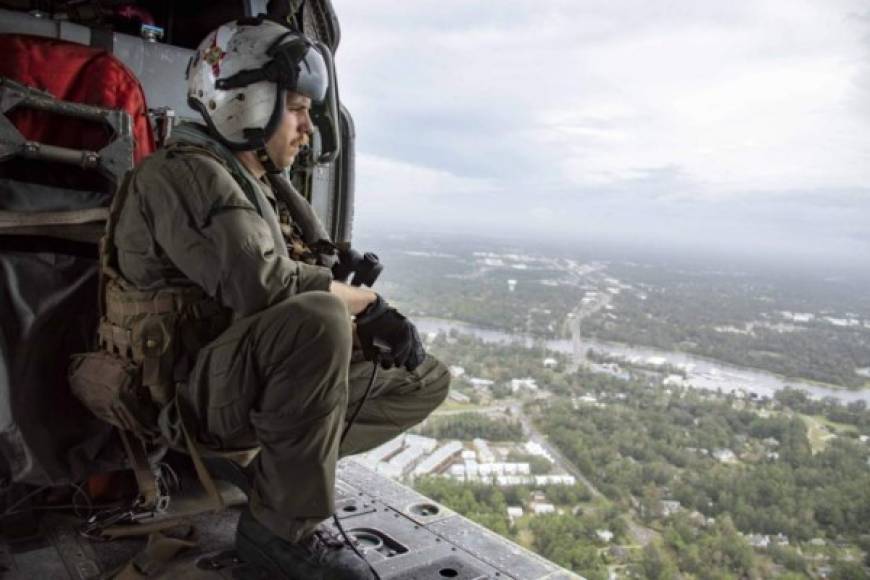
[331,0,870,268]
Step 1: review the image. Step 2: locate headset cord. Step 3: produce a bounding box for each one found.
[340,359,379,447]
[333,359,382,580]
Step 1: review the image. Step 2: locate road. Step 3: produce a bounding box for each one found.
[509,403,603,500]
[566,291,611,371]
[511,403,658,547]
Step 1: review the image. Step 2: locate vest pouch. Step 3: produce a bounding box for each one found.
[69,351,158,437]
[131,313,176,407]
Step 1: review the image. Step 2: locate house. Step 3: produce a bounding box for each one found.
[510,378,538,392]
[713,449,737,463]
[530,491,547,503]
[543,357,558,369]
[534,475,576,486]
[596,529,614,543]
[660,500,682,517]
[448,366,466,378]
[573,394,603,407]
[468,378,494,389]
[746,534,770,549]
[772,533,789,546]
[507,506,524,523]
[449,391,471,403]
[531,502,555,515]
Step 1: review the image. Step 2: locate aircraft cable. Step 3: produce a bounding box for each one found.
[340,359,380,447]
[69,480,94,518]
[0,482,107,519]
[334,359,383,580]
[0,484,51,518]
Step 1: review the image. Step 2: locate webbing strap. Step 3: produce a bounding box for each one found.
[107,293,178,318]
[104,286,221,319]
[0,208,108,243]
[99,319,133,353]
[118,430,159,512]
[177,398,225,513]
[99,517,193,540]
[107,527,197,579]
[0,208,108,228]
[99,170,138,315]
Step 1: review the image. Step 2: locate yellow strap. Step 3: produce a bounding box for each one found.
[99,517,193,540]
[118,430,159,512]
[107,295,176,318]
[108,528,197,579]
[178,401,225,513]
[99,320,133,353]
[0,207,108,228]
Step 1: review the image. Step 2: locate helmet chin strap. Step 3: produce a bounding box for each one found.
[242,128,283,175]
[256,146,282,175]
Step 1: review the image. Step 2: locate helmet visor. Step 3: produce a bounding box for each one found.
[269,37,329,103]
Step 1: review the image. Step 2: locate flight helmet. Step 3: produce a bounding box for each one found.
[187,18,329,157]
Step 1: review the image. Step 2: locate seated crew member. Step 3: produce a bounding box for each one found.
[109,18,450,579]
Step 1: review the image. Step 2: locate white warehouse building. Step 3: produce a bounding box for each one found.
[413,441,463,477]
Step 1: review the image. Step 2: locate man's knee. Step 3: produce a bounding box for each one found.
[254,292,352,421]
[295,291,352,350]
[264,291,352,357]
[417,355,451,408]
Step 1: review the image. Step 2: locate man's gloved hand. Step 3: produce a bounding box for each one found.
[355,295,426,371]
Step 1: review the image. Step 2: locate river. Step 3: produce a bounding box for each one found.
[416,318,870,405]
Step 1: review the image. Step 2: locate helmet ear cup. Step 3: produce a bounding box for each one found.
[186,20,327,151]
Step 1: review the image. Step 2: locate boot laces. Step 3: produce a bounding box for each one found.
[305,526,349,561]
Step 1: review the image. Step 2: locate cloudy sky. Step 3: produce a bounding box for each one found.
[331,0,870,267]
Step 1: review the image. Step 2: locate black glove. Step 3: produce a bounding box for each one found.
[355,295,426,371]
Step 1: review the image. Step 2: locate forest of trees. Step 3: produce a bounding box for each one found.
[535,377,870,577]
[417,412,523,441]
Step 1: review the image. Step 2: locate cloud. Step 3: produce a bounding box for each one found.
[333,0,870,265]
[352,154,498,226]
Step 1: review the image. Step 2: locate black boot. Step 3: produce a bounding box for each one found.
[235,508,376,580]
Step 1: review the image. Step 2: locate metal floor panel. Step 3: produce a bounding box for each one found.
[1,459,581,579]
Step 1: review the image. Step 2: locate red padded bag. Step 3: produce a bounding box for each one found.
[0,33,155,164]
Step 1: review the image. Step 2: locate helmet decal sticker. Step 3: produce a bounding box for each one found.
[204,43,225,76]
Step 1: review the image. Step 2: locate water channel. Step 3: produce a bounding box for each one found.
[416,318,870,405]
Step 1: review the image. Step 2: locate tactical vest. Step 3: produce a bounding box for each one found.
[68,168,231,440]
[68,126,315,439]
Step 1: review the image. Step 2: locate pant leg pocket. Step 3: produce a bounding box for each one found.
[206,397,252,446]
[196,335,256,445]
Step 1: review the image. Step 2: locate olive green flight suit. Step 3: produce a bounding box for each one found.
[114,124,450,542]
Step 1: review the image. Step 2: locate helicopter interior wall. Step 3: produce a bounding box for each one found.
[0,245,117,486]
[0,0,351,484]
[0,179,120,486]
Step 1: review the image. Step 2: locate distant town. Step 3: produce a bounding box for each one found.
[350,233,870,580]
